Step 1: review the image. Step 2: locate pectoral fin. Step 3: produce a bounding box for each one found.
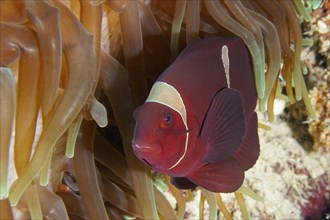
[201,88,245,163]
[233,113,260,170]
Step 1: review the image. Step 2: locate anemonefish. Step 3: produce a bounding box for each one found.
[132,37,260,192]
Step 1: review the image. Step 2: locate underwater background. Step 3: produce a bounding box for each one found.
[0,0,329,219]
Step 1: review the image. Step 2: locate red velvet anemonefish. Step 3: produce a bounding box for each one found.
[132,37,260,192]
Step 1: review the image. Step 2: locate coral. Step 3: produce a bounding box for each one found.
[308,74,330,151]
[283,1,329,152]
[306,2,330,151]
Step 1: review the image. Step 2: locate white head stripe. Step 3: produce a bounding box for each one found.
[146,81,189,169]
[146,81,187,127]
[221,45,230,88]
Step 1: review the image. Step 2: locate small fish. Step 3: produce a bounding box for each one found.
[132,37,260,192]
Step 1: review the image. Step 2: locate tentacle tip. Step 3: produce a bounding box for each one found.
[295,94,303,101]
[0,189,9,200]
[97,122,108,128]
[93,116,108,128]
[256,84,265,99]
[65,151,75,159]
[258,101,267,113]
[8,194,19,206]
[39,178,49,187]
[257,92,265,99]
[90,100,108,128]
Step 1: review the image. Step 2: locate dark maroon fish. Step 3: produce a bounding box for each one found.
[132,37,260,192]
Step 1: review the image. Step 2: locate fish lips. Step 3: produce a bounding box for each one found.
[132,139,163,167]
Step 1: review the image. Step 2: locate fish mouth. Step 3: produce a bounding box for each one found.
[131,139,163,167]
[141,158,152,167]
[132,139,163,154]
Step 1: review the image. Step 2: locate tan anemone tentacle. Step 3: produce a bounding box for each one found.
[283,57,296,104]
[241,0,266,17]
[235,192,249,219]
[154,186,178,219]
[216,194,233,220]
[9,0,97,205]
[24,181,43,219]
[138,1,170,81]
[108,0,148,106]
[36,185,69,219]
[24,0,64,188]
[247,9,281,113]
[0,23,41,178]
[171,0,187,60]
[100,51,159,219]
[65,0,106,162]
[278,0,303,101]
[74,120,109,220]
[80,0,108,128]
[65,114,84,158]
[0,199,13,219]
[64,5,105,211]
[200,187,217,220]
[255,0,293,65]
[0,0,27,24]
[99,174,143,218]
[0,23,43,218]
[185,0,200,45]
[24,0,62,120]
[94,131,133,186]
[199,192,205,219]
[267,78,279,122]
[0,68,16,199]
[80,0,102,77]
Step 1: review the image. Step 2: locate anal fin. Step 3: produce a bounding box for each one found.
[187,157,244,193]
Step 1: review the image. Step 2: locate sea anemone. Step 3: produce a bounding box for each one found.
[0,0,320,219]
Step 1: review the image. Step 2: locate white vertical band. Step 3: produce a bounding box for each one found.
[146,81,189,169]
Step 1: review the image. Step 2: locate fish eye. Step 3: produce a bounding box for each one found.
[160,111,173,128]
